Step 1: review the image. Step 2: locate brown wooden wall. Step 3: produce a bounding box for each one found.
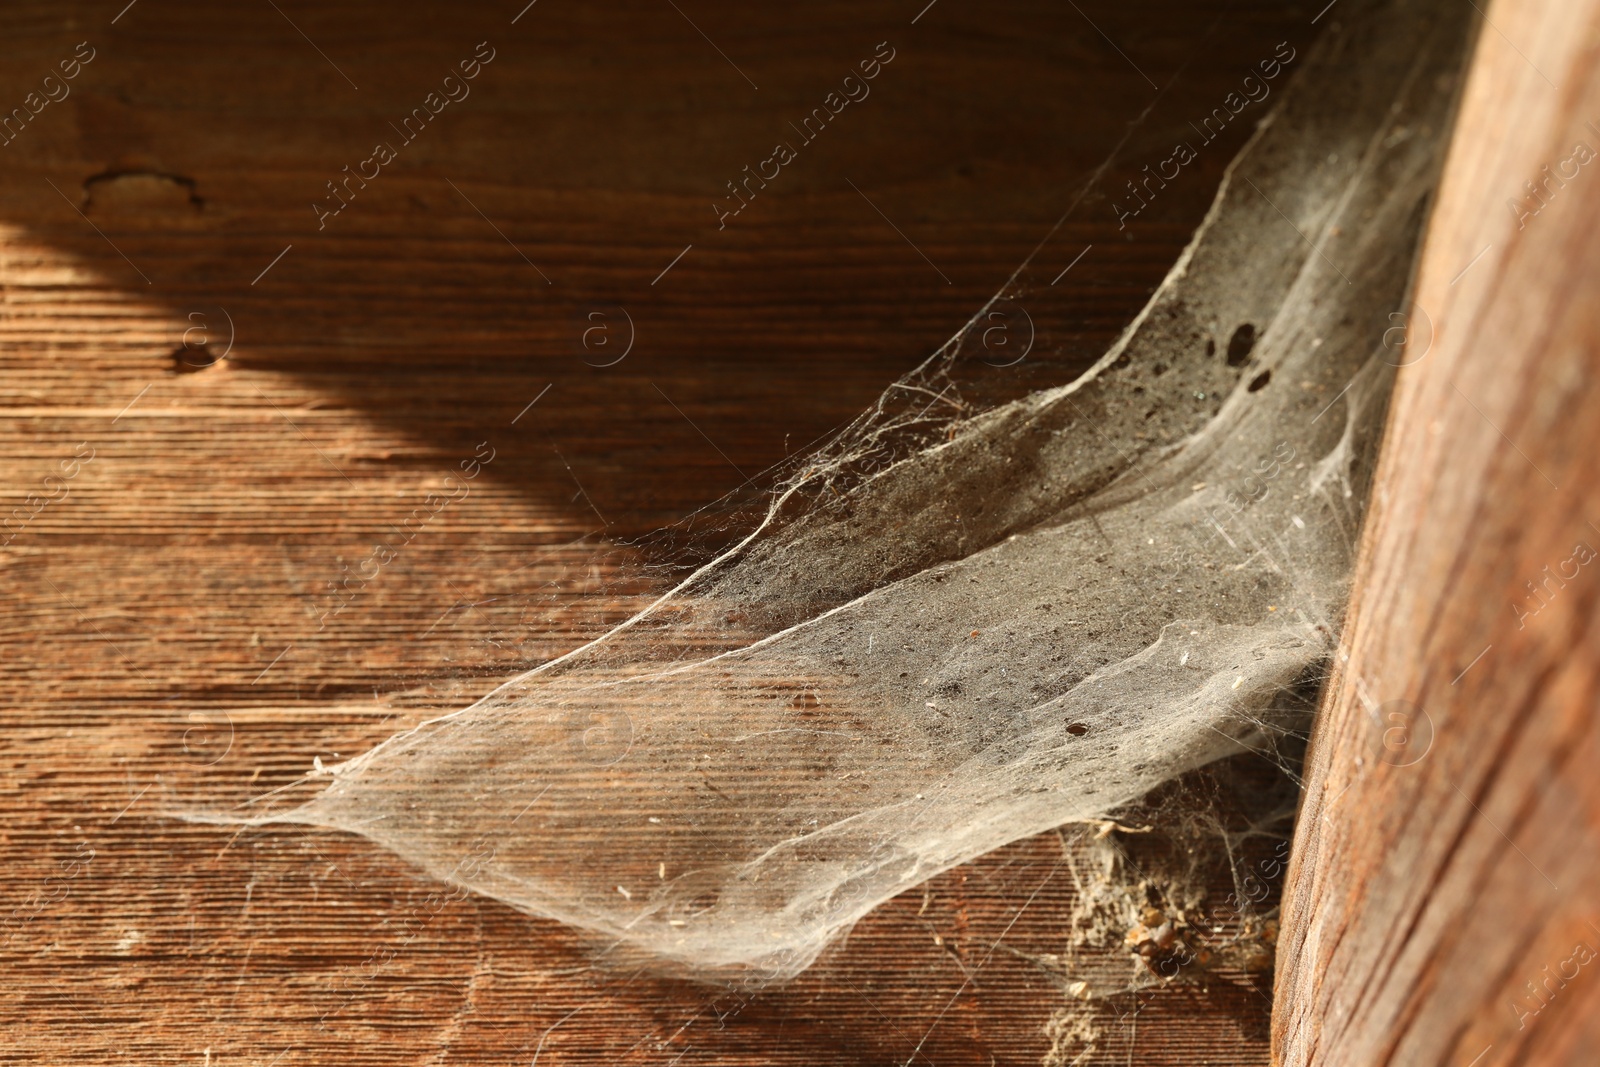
[1,1,1328,1063]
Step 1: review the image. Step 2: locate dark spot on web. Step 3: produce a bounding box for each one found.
[1226,323,1257,366]
[1247,369,1272,392]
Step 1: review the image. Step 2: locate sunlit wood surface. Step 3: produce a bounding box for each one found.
[3,2,1327,1063]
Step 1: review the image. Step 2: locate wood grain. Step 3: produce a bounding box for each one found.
[1,1,1327,1063]
[1272,0,1600,1063]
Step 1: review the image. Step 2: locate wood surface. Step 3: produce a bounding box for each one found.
[0,1,1338,1063]
[1272,0,1600,1063]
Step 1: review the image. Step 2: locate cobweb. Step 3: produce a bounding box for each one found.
[189,0,1471,987]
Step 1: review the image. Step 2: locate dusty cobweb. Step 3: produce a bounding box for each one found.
[185,0,1472,994]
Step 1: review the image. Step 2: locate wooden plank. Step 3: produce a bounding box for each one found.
[0,1,1329,1063]
[1272,0,1600,1062]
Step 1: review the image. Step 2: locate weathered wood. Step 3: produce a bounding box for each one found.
[1,1,1332,1063]
[1272,0,1600,1062]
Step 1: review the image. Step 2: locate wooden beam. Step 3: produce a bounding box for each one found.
[1274,0,1600,1062]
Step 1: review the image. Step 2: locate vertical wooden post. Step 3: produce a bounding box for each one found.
[1274,0,1600,1063]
